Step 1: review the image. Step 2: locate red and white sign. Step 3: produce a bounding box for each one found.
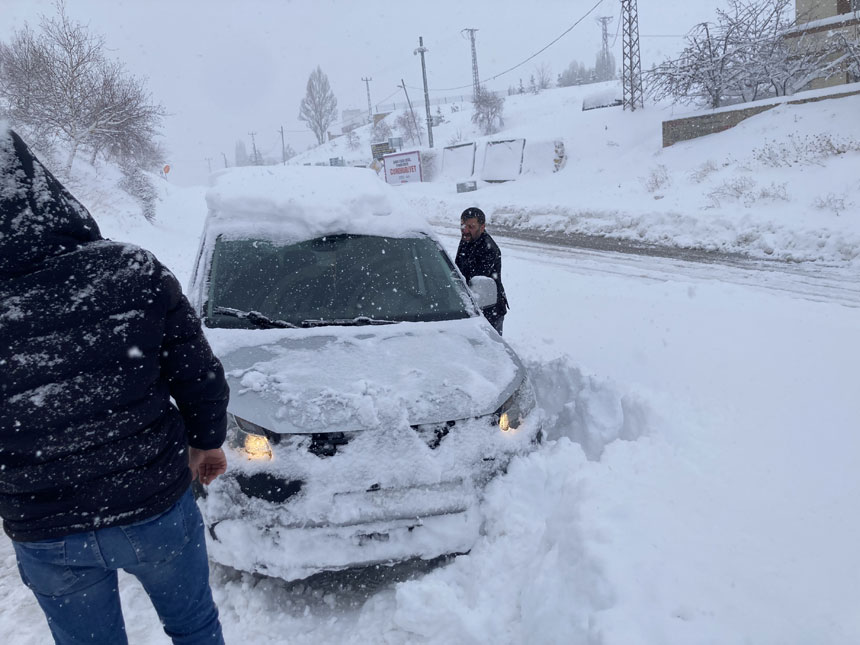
[383,150,422,185]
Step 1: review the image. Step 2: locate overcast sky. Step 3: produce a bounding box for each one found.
[4,0,729,185]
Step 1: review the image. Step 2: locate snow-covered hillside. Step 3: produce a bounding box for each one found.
[293,81,860,266]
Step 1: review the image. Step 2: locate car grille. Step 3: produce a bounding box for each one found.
[411,420,456,449]
[236,472,303,503]
[308,432,350,457]
[265,422,457,460]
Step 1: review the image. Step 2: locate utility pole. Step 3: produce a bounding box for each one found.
[221,152,228,168]
[461,28,480,98]
[399,79,422,146]
[414,36,434,148]
[596,16,613,80]
[205,157,212,174]
[361,76,373,123]
[621,0,644,110]
[248,131,260,165]
[278,126,286,165]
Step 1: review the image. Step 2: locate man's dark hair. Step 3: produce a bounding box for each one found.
[460,207,485,226]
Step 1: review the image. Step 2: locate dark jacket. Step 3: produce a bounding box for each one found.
[0,127,229,542]
[455,231,509,321]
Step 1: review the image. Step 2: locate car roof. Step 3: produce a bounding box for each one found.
[204,165,432,242]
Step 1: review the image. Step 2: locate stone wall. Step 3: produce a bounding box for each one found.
[662,86,860,147]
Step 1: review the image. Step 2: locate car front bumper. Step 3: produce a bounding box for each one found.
[196,475,483,581]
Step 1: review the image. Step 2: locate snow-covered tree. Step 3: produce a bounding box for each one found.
[0,1,165,174]
[371,118,392,143]
[298,66,337,146]
[594,50,616,82]
[558,60,593,87]
[718,0,834,99]
[393,110,423,145]
[471,86,504,135]
[648,21,736,108]
[533,63,553,90]
[648,0,837,108]
[841,33,860,81]
[118,162,158,222]
[234,140,249,166]
[345,129,360,151]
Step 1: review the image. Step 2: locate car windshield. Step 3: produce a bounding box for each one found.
[205,233,473,328]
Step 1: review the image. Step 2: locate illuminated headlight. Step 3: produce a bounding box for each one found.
[494,378,536,433]
[228,413,273,460]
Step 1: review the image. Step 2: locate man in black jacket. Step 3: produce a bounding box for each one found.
[455,206,509,335]
[0,125,229,644]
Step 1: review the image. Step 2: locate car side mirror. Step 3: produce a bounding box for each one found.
[469,275,497,309]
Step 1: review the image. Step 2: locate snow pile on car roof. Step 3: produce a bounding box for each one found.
[205,165,428,240]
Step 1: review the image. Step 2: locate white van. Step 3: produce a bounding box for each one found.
[187,165,541,580]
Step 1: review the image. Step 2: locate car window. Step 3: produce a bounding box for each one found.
[205,234,473,328]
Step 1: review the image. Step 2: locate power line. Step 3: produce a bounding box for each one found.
[415,0,606,92]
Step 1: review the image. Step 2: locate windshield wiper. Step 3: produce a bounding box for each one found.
[300,316,399,328]
[212,306,298,329]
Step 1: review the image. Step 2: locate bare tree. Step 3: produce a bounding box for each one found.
[838,33,860,81]
[345,128,361,151]
[371,118,392,143]
[648,0,839,109]
[648,21,735,108]
[471,86,505,135]
[298,66,337,146]
[534,62,553,90]
[719,0,834,99]
[393,110,423,144]
[85,60,166,168]
[0,1,165,174]
[231,140,243,166]
[558,60,590,87]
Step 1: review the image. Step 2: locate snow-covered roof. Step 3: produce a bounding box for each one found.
[204,165,431,241]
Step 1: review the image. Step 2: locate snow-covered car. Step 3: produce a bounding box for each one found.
[187,165,541,580]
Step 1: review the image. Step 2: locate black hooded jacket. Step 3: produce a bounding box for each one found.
[0,127,229,541]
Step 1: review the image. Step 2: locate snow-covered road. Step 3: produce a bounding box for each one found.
[1,222,857,644]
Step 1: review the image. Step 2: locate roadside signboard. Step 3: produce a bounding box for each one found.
[383,150,422,185]
[371,141,394,160]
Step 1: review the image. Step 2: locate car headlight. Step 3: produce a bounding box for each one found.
[494,378,536,433]
[228,413,273,460]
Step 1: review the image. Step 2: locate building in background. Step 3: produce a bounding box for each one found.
[786,0,860,88]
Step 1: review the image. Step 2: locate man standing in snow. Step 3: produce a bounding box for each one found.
[0,125,229,644]
[456,206,509,335]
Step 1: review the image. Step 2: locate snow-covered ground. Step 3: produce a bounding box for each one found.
[301,81,860,267]
[1,85,859,644]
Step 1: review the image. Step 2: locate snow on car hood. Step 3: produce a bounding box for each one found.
[206,317,522,433]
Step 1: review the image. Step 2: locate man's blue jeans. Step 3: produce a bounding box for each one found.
[12,488,224,645]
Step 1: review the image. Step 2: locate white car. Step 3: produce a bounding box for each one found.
[188,165,541,581]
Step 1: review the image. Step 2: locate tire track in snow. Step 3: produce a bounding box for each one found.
[437,227,860,308]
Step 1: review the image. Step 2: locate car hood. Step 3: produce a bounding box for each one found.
[206,317,523,433]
